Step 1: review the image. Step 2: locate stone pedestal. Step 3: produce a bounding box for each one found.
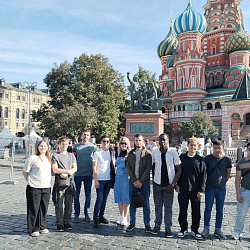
[123,111,166,142]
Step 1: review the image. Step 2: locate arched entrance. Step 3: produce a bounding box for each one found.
[213,122,222,137]
[246,113,250,125]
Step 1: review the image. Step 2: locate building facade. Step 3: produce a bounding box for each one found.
[0,79,50,136]
[157,0,250,146]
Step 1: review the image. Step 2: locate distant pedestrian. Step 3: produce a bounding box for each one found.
[201,140,232,240]
[72,130,97,223]
[176,136,206,240]
[231,142,250,240]
[22,140,52,237]
[52,136,77,232]
[144,139,152,151]
[114,137,131,226]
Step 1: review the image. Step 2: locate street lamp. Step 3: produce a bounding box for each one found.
[24,81,37,158]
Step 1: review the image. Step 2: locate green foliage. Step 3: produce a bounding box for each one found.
[35,53,128,141]
[134,65,158,88]
[175,112,218,140]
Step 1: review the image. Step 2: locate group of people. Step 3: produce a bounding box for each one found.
[22,130,250,241]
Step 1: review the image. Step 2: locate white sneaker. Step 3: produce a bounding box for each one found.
[40,229,49,234]
[231,232,242,240]
[31,231,39,237]
[121,217,127,226]
[116,216,123,225]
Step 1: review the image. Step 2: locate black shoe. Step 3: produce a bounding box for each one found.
[57,225,65,232]
[99,217,109,224]
[145,226,151,233]
[126,224,135,232]
[64,223,72,230]
[84,215,91,222]
[151,226,160,235]
[92,220,99,228]
[165,228,173,238]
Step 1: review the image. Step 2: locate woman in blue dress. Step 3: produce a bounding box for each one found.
[114,137,131,226]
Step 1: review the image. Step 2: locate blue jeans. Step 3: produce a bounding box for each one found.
[93,180,112,220]
[153,183,174,230]
[129,182,150,226]
[234,187,250,234]
[204,186,226,229]
[74,176,92,217]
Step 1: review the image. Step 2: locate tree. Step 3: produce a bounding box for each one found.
[175,112,218,140]
[34,53,128,141]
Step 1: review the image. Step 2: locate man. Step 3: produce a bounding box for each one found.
[231,142,250,240]
[72,130,97,223]
[92,135,113,228]
[151,133,182,237]
[176,136,206,240]
[126,134,152,232]
[52,136,77,232]
[144,139,152,151]
[201,140,231,239]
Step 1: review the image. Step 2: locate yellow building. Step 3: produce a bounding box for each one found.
[0,78,50,136]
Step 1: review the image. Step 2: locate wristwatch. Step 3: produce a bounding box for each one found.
[171,183,176,188]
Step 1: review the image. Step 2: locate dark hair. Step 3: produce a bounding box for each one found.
[134,134,143,139]
[36,139,51,162]
[159,133,169,140]
[59,136,70,144]
[82,129,91,135]
[100,134,110,141]
[213,140,225,148]
[247,142,250,148]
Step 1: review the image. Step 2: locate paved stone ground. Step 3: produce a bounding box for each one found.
[0,155,250,249]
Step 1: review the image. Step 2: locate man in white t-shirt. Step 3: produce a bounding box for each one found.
[92,134,113,228]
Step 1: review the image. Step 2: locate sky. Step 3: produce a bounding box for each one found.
[0,0,250,89]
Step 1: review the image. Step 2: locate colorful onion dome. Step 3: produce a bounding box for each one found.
[157,23,178,58]
[224,22,250,54]
[173,1,207,35]
[166,49,177,68]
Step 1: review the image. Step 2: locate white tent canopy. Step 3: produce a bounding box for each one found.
[0,126,14,148]
[24,127,42,141]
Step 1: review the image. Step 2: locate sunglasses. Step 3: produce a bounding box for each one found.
[248,148,250,151]
[102,140,110,143]
[120,142,127,145]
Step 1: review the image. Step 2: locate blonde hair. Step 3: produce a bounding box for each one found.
[36,139,51,163]
[188,136,199,145]
[118,137,131,155]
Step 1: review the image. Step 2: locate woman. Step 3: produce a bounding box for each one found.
[114,137,131,226]
[22,140,52,237]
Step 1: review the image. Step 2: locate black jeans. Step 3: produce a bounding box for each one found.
[26,185,51,234]
[178,191,201,232]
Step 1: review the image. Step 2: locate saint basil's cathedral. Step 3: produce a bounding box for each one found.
[157,0,250,146]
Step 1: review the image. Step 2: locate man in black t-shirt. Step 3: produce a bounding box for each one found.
[201,140,231,240]
[176,136,206,240]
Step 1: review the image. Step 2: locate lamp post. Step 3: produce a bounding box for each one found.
[24,81,37,158]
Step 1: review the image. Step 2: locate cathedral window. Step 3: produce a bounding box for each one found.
[187,104,192,111]
[183,42,185,52]
[194,104,199,111]
[209,73,214,86]
[181,77,184,89]
[212,46,216,55]
[207,103,213,110]
[21,109,25,119]
[16,108,20,119]
[191,41,194,51]
[174,106,176,112]
[183,105,185,111]
[235,57,237,64]
[216,72,222,84]
[178,105,181,111]
[0,106,2,118]
[215,102,221,109]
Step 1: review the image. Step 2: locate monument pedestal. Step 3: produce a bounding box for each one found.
[123,111,166,142]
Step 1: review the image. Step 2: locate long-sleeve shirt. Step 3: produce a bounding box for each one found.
[178,153,206,193]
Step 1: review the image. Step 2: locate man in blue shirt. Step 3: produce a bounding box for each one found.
[72,130,97,223]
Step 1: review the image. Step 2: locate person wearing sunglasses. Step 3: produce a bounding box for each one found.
[231,142,250,240]
[114,137,131,227]
[92,135,113,228]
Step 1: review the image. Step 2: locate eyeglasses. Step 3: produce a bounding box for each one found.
[102,140,110,143]
[120,142,127,145]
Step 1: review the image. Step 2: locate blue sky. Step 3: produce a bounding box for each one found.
[0,0,249,89]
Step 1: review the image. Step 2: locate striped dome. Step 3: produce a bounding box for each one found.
[157,24,178,58]
[224,22,250,54]
[166,49,177,68]
[174,2,207,35]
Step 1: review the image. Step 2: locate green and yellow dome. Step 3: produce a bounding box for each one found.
[157,23,178,58]
[224,22,250,54]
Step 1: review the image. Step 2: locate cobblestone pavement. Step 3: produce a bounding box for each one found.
[0,156,250,249]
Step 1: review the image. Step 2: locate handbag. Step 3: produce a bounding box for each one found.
[131,188,146,208]
[57,174,71,187]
